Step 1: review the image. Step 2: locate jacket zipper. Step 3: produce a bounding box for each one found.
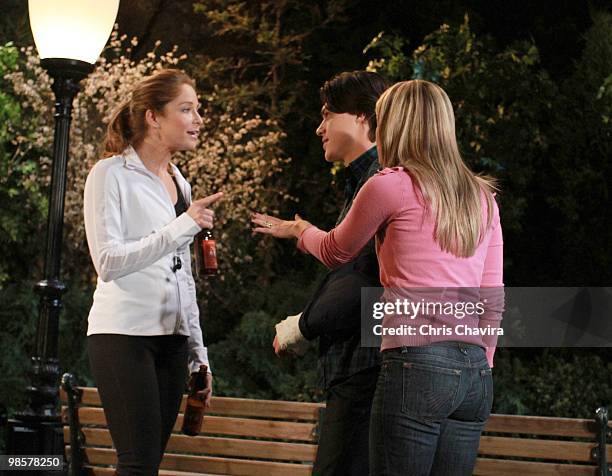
[136,160,186,334]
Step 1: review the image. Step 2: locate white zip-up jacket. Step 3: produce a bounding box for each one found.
[84,145,210,373]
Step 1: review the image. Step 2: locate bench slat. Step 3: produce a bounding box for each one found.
[63,407,317,442]
[183,396,323,421]
[64,427,318,462]
[87,467,217,476]
[478,435,611,462]
[168,434,316,462]
[473,457,598,475]
[68,447,313,476]
[484,414,599,438]
[173,415,315,442]
[60,388,323,421]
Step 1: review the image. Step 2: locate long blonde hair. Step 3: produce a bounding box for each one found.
[376,80,497,258]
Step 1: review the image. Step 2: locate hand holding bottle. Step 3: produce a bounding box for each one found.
[199,369,213,408]
[181,364,212,436]
[187,192,224,229]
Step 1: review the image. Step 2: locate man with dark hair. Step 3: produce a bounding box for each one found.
[273,71,391,475]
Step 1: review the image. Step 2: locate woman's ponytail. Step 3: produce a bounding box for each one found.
[103,99,132,158]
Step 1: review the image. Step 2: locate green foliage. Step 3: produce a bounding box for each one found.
[209,271,324,401]
[0,43,48,415]
[0,43,47,288]
[493,349,612,418]
[192,0,345,118]
[598,73,612,123]
[364,32,410,80]
[0,283,38,414]
[543,11,612,284]
[0,41,18,74]
[210,311,320,401]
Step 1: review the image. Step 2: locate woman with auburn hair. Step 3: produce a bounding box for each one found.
[84,69,223,475]
[252,79,503,475]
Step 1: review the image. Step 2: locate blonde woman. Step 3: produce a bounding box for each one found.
[252,80,503,475]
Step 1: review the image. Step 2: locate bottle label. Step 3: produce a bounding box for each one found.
[202,240,218,270]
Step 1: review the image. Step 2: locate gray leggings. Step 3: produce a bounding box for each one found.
[87,334,189,476]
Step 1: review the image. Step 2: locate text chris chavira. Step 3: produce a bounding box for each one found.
[370,298,504,337]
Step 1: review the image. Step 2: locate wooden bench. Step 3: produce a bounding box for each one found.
[60,374,611,475]
[60,374,323,476]
[474,410,611,475]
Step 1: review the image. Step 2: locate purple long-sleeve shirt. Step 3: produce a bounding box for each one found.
[298,167,504,367]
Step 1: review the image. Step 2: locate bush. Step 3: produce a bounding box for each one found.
[209,270,325,401]
[493,348,612,418]
[0,42,47,415]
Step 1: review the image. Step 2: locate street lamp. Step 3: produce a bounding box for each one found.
[6,0,119,466]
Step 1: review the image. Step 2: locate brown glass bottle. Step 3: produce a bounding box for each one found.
[181,364,208,436]
[194,229,218,277]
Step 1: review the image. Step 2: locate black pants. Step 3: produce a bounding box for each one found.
[87,334,189,476]
[313,366,379,476]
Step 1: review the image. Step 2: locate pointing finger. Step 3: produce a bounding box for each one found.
[196,192,224,207]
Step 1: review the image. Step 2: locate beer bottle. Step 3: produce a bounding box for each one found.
[182,364,208,436]
[194,229,218,277]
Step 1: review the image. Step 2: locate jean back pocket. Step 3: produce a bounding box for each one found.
[401,362,461,420]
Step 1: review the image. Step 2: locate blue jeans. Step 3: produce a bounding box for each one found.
[369,342,493,476]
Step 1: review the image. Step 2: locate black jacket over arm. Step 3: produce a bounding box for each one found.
[297,149,382,389]
[299,242,380,339]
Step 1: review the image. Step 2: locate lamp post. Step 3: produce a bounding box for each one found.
[6,0,119,469]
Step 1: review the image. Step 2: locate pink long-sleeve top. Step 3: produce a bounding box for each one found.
[298,167,504,367]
